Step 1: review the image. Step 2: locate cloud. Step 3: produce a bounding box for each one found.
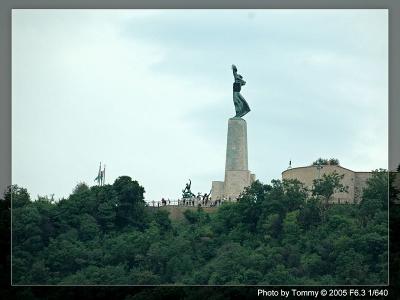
[12,10,388,201]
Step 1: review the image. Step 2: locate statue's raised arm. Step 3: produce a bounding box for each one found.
[232,64,238,78]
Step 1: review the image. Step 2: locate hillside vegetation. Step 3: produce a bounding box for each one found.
[9,171,389,285]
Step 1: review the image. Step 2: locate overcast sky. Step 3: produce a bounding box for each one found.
[12,9,388,202]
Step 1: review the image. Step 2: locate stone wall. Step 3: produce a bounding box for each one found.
[282,165,372,204]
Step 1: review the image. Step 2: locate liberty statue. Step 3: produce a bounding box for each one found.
[232,64,250,118]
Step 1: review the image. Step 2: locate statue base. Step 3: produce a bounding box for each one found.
[211,117,256,202]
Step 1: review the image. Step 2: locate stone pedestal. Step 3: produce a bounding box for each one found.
[211,117,255,201]
[225,117,248,171]
[224,170,251,200]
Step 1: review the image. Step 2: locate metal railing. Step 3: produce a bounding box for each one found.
[147,197,225,208]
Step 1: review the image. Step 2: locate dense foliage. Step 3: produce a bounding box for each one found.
[312,171,349,211]
[9,172,389,285]
[312,158,340,166]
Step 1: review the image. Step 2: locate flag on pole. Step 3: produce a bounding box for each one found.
[94,162,101,183]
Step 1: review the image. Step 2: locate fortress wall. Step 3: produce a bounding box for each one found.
[282,165,357,203]
[282,166,318,188]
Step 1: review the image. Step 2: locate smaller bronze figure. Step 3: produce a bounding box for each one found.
[232,64,251,118]
[182,179,195,199]
[202,190,211,201]
[202,189,212,206]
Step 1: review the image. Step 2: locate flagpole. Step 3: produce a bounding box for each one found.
[98,162,101,186]
[103,164,106,185]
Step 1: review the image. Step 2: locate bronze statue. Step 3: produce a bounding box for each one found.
[202,189,211,201]
[232,64,250,118]
[182,179,195,199]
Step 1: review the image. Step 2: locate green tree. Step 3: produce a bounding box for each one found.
[261,213,282,239]
[301,253,323,277]
[97,201,116,231]
[334,249,369,284]
[0,188,10,286]
[92,185,118,231]
[78,213,100,241]
[312,171,348,205]
[328,158,340,165]
[28,259,50,284]
[113,176,146,228]
[312,158,340,166]
[183,209,200,224]
[8,185,31,208]
[153,209,172,231]
[8,168,389,286]
[297,198,321,229]
[282,211,301,244]
[60,264,131,284]
[281,179,308,212]
[312,158,329,166]
[359,169,388,225]
[12,205,43,253]
[72,182,90,194]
